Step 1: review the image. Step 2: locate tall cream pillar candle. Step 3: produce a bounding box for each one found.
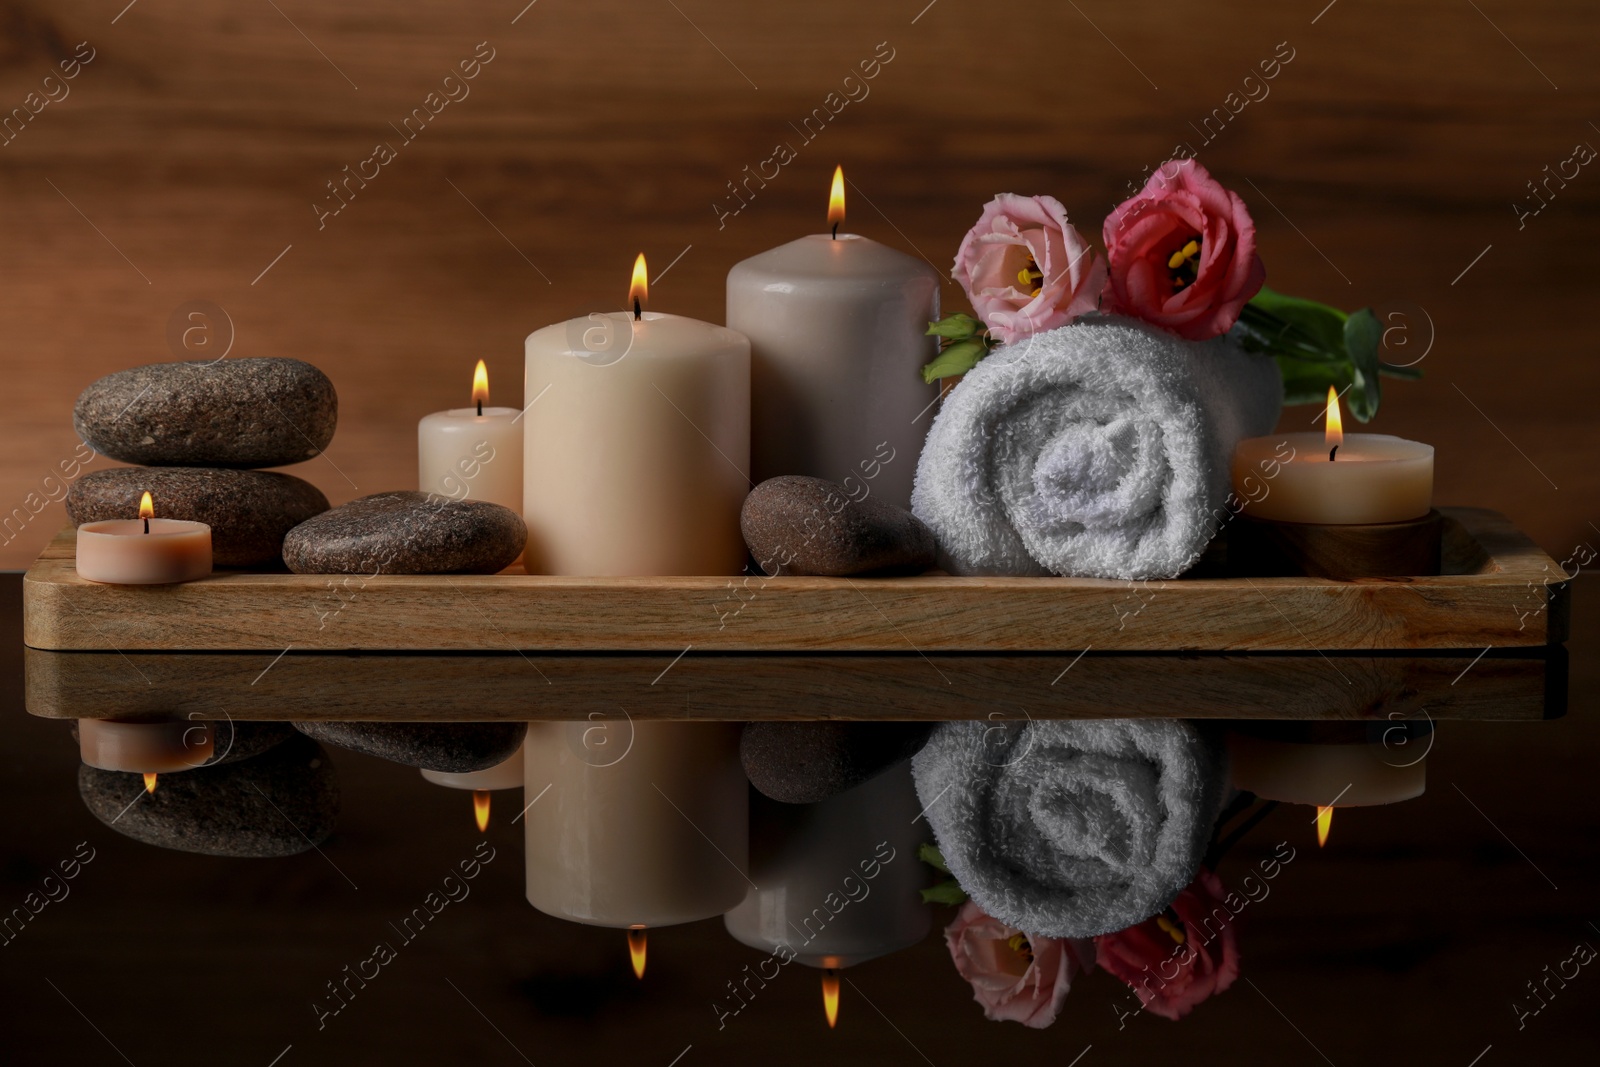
[418,360,523,513]
[523,720,748,928]
[727,167,940,509]
[724,760,930,969]
[523,255,750,575]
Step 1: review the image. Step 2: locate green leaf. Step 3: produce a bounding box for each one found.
[1247,288,1349,354]
[1379,361,1425,380]
[926,313,984,340]
[919,879,969,906]
[1343,308,1382,423]
[921,338,988,384]
[1275,354,1350,407]
[918,842,950,874]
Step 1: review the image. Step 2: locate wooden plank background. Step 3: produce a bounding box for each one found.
[1,0,1595,583]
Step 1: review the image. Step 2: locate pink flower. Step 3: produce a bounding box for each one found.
[1094,868,1240,1021]
[944,900,1095,1028]
[953,194,1106,345]
[1101,159,1266,340]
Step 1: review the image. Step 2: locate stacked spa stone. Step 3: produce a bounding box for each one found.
[76,722,342,858]
[68,358,337,567]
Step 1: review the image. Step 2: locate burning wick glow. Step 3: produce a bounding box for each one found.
[143,772,158,794]
[821,969,840,1028]
[1316,805,1333,848]
[629,253,648,321]
[473,789,491,833]
[139,491,153,534]
[472,359,489,418]
[827,165,845,239]
[1325,386,1343,462]
[627,927,647,980]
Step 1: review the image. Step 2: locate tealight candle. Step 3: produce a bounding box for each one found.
[1229,389,1439,577]
[76,492,212,584]
[420,733,525,832]
[522,255,750,575]
[78,717,214,774]
[418,360,523,512]
[727,167,940,510]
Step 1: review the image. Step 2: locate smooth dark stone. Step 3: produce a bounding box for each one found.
[73,357,337,468]
[740,721,936,804]
[67,467,328,567]
[292,721,525,773]
[78,733,339,858]
[282,491,526,575]
[70,719,296,768]
[741,475,937,577]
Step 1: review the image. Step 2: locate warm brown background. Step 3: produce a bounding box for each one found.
[1,0,1597,569]
[1,2,1596,1065]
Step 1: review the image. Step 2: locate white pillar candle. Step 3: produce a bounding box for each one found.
[523,255,750,576]
[726,168,940,509]
[418,360,523,513]
[76,493,211,584]
[725,760,930,969]
[79,718,213,773]
[523,720,748,928]
[1232,388,1433,524]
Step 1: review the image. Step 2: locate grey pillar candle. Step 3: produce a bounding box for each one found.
[724,760,930,969]
[727,215,940,510]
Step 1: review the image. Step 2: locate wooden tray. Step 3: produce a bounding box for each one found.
[21,508,1569,653]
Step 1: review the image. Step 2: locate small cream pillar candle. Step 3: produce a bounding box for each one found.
[1232,388,1433,524]
[418,360,523,513]
[523,720,748,928]
[523,255,750,576]
[423,737,525,833]
[1228,721,1430,807]
[78,718,214,773]
[76,493,211,584]
[726,167,940,509]
[724,760,930,969]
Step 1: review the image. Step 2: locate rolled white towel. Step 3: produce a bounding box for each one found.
[911,718,1228,939]
[911,315,1281,579]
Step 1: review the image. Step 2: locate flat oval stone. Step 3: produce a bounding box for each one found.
[67,467,329,567]
[742,475,937,577]
[741,721,935,804]
[79,733,339,858]
[74,357,337,468]
[282,491,526,575]
[293,722,525,773]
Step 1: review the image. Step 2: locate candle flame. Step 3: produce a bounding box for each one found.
[473,789,491,832]
[139,492,154,521]
[827,166,846,230]
[822,969,840,1028]
[628,253,648,314]
[143,772,158,794]
[1324,387,1343,455]
[628,927,647,980]
[1316,805,1333,848]
[472,360,490,408]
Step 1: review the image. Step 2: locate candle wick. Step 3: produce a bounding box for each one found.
[633,298,641,322]
[1329,445,1339,462]
[831,222,839,240]
[143,517,150,534]
[477,399,483,417]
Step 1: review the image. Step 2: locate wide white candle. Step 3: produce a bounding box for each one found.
[76,493,211,584]
[1228,730,1426,808]
[724,760,930,969]
[79,718,214,773]
[523,720,748,928]
[726,168,940,509]
[523,255,750,576]
[1233,388,1433,524]
[423,737,525,832]
[418,360,523,513]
